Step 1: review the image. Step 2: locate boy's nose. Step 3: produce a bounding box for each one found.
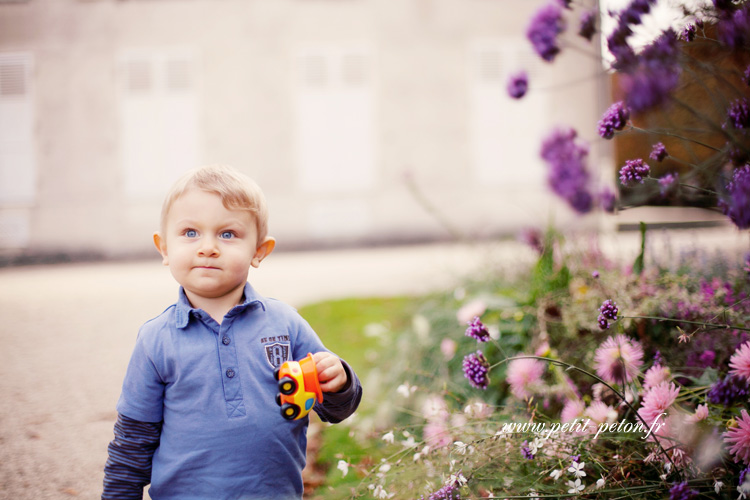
[197,237,220,257]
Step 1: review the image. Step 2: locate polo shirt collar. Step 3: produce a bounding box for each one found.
[174,282,267,329]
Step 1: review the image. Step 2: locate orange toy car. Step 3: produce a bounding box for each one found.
[274,353,324,420]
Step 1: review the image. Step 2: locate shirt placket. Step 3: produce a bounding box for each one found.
[216,318,246,418]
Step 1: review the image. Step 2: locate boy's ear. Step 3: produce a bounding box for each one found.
[153,232,169,266]
[251,236,276,268]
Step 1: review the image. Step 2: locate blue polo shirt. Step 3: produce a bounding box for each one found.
[116,283,338,500]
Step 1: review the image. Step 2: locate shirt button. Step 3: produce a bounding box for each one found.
[226,368,235,378]
[222,336,231,345]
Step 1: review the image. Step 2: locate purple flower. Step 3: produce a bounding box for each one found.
[598,186,617,213]
[743,64,750,86]
[619,158,650,186]
[669,481,698,500]
[521,440,535,459]
[541,127,593,214]
[725,98,750,130]
[592,270,600,279]
[607,24,636,70]
[717,4,750,48]
[598,101,630,139]
[421,483,461,500]
[463,351,490,390]
[698,350,716,367]
[527,2,565,62]
[578,10,597,41]
[619,30,681,112]
[719,165,750,229]
[598,299,619,330]
[649,142,668,161]
[507,71,528,99]
[465,317,490,342]
[707,375,748,406]
[658,172,679,196]
[681,23,697,42]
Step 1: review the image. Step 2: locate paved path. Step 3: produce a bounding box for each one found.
[0,229,745,499]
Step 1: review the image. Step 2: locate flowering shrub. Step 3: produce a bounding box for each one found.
[322,1,750,499]
[523,0,750,220]
[339,232,749,499]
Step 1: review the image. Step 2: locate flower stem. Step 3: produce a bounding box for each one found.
[623,315,750,332]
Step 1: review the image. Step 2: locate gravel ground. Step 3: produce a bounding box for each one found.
[0,230,744,500]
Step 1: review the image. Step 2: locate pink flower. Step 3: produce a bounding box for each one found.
[643,364,671,389]
[561,398,585,423]
[585,400,615,424]
[725,409,750,464]
[457,299,487,324]
[441,338,457,360]
[424,421,452,448]
[729,341,750,382]
[506,358,546,400]
[594,334,644,384]
[686,404,708,424]
[560,399,586,423]
[638,381,680,427]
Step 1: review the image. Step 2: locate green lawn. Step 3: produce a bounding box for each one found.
[299,296,416,372]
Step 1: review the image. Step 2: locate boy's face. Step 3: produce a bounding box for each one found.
[153,188,274,302]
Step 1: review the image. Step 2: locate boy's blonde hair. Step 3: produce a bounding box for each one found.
[160,164,270,242]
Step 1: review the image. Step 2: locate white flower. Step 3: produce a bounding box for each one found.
[528,489,539,500]
[568,461,586,479]
[336,460,349,477]
[372,484,390,499]
[397,383,417,398]
[378,463,391,474]
[382,431,394,444]
[529,437,545,455]
[401,435,416,448]
[549,469,563,481]
[596,476,605,489]
[450,473,468,487]
[454,441,468,455]
[713,481,723,494]
[567,478,585,494]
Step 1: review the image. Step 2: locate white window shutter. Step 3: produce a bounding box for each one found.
[0,52,36,206]
[470,40,549,187]
[119,50,199,199]
[295,45,375,193]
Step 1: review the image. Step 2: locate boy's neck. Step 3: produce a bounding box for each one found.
[184,284,246,324]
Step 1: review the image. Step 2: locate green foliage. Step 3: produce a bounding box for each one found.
[306,234,750,499]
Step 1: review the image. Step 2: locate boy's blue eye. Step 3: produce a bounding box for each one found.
[220,231,234,239]
[185,229,197,238]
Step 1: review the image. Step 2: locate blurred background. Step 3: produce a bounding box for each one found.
[0,0,620,265]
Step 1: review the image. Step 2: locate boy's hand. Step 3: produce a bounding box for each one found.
[313,352,348,393]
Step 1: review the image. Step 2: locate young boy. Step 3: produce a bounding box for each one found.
[102,165,362,500]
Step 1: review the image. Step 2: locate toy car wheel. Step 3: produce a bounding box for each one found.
[273,367,280,380]
[278,376,297,395]
[280,403,300,420]
[275,393,282,406]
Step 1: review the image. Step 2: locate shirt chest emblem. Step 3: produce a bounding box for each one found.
[264,342,290,369]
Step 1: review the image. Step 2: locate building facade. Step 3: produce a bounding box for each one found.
[0,0,607,261]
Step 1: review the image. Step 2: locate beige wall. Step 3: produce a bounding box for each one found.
[0,0,606,261]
